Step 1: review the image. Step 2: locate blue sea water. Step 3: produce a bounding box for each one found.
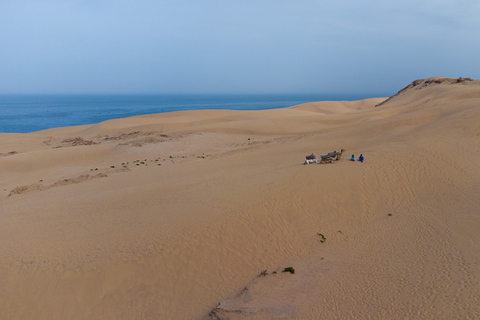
[0,94,386,133]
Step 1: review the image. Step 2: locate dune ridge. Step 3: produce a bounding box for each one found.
[1,77,480,319]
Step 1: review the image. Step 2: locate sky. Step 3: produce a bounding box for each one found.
[0,0,479,94]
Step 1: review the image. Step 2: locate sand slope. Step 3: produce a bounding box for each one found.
[1,77,479,319]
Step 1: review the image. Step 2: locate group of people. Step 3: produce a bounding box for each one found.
[350,154,364,162]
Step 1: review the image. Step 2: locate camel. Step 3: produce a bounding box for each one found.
[334,149,345,160]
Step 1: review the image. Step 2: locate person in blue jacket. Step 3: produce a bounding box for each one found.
[358,154,364,162]
[350,154,356,161]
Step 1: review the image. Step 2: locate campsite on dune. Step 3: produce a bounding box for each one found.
[1,77,480,319]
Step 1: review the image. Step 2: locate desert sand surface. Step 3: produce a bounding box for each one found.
[1,77,480,319]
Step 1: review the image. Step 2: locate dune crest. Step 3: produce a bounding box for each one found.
[375,76,478,107]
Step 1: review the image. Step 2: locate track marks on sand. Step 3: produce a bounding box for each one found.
[8,173,107,196]
[0,151,18,157]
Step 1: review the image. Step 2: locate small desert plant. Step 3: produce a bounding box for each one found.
[317,233,326,243]
[283,267,295,274]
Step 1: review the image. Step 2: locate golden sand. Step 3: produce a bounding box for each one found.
[1,77,479,319]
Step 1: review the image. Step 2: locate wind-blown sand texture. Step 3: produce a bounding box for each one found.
[1,77,480,319]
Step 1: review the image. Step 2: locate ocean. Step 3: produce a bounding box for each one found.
[0,94,386,133]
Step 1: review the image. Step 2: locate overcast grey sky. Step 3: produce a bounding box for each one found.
[0,0,479,94]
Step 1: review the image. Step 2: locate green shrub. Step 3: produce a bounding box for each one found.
[283,267,295,274]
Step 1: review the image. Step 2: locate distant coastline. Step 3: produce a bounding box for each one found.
[0,93,388,133]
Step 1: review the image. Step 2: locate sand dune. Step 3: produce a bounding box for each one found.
[1,77,480,319]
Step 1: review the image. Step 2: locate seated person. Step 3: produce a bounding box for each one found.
[350,154,356,161]
[358,154,364,162]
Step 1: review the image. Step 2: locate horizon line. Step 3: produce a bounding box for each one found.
[0,92,391,96]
